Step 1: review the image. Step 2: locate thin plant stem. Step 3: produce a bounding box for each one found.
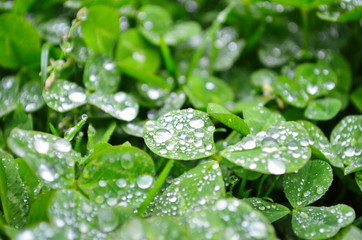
[257,174,268,197]
[238,170,249,198]
[301,8,310,52]
[160,35,177,81]
[264,175,281,198]
[137,159,175,216]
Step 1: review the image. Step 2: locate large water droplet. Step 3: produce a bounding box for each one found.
[121,153,134,169]
[345,146,355,157]
[189,117,205,129]
[307,84,318,95]
[267,160,286,175]
[96,208,119,233]
[38,164,56,182]
[53,139,71,152]
[261,137,279,153]
[248,221,267,239]
[153,129,172,143]
[116,178,127,188]
[34,138,50,154]
[242,136,256,150]
[69,91,86,102]
[137,174,153,189]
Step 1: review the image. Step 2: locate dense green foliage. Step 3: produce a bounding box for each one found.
[0,0,362,239]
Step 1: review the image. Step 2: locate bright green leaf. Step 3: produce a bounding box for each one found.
[187,198,277,239]
[222,122,311,175]
[153,161,225,216]
[64,114,88,141]
[0,151,29,229]
[82,5,120,56]
[292,205,355,239]
[184,75,234,109]
[332,225,362,240]
[330,115,362,174]
[305,98,342,121]
[295,63,338,98]
[299,120,343,167]
[79,145,155,209]
[19,80,44,112]
[121,121,144,138]
[164,21,201,46]
[143,108,216,160]
[83,54,121,93]
[7,128,76,188]
[0,76,19,117]
[273,76,309,108]
[137,5,173,45]
[318,1,362,22]
[0,13,41,69]
[243,197,291,223]
[88,91,139,121]
[273,0,337,9]
[284,160,333,208]
[115,29,160,73]
[43,80,87,112]
[207,103,250,135]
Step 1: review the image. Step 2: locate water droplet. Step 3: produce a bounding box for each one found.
[34,138,50,154]
[249,221,267,239]
[242,136,256,150]
[96,208,119,233]
[169,196,177,202]
[261,137,279,153]
[267,160,286,175]
[53,139,71,152]
[194,129,205,138]
[38,164,56,182]
[303,190,311,197]
[69,91,86,102]
[215,199,228,210]
[153,129,172,143]
[137,174,153,189]
[98,180,107,187]
[345,146,355,157]
[16,230,35,240]
[189,117,205,129]
[121,153,134,169]
[307,84,318,95]
[116,178,127,188]
[325,81,335,90]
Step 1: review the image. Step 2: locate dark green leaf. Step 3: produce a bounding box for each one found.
[304,98,342,121]
[273,76,309,108]
[351,86,362,113]
[19,80,44,113]
[284,160,333,208]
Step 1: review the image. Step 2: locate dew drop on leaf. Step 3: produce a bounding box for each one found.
[153,129,173,143]
[137,174,153,189]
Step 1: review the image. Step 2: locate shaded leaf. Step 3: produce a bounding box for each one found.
[19,80,44,112]
[273,76,309,108]
[284,160,333,208]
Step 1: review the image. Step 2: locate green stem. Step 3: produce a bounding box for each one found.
[264,175,281,198]
[301,8,310,52]
[257,174,268,197]
[238,170,249,198]
[40,43,51,84]
[160,35,177,81]
[137,159,175,216]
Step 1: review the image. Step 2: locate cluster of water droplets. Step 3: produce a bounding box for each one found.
[144,108,215,160]
[293,205,355,239]
[19,81,44,112]
[43,80,87,112]
[0,76,18,117]
[331,115,362,173]
[152,161,224,216]
[223,122,310,175]
[187,198,275,239]
[8,129,76,188]
[88,91,139,121]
